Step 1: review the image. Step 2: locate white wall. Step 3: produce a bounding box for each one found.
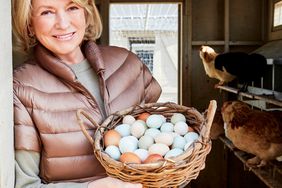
[0,0,14,187]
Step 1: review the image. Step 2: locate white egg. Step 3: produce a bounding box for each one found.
[174,121,189,135]
[119,136,138,153]
[138,135,155,150]
[122,115,136,125]
[130,121,146,138]
[184,132,199,150]
[146,115,163,129]
[184,132,199,142]
[169,132,180,138]
[154,132,173,146]
[135,119,148,129]
[160,122,174,132]
[172,135,186,149]
[159,115,167,123]
[105,145,121,160]
[134,149,149,162]
[144,128,161,138]
[171,113,186,124]
[148,143,170,156]
[114,124,131,137]
[164,148,184,159]
[184,141,194,150]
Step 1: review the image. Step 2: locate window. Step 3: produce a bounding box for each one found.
[273,0,282,30]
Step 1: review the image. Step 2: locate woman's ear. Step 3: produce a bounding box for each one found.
[28,24,35,37]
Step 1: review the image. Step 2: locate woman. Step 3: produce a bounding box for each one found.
[12,0,161,187]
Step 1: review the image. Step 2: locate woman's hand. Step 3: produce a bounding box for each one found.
[88,176,142,188]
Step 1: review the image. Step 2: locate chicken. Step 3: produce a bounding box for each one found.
[215,52,267,91]
[221,100,282,167]
[199,46,267,91]
[199,46,236,88]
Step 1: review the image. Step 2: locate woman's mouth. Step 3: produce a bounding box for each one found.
[53,32,75,41]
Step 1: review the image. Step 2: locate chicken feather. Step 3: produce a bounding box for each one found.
[221,101,282,167]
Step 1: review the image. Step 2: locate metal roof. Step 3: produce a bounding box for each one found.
[109,4,179,32]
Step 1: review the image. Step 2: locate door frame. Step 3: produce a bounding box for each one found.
[0,0,14,187]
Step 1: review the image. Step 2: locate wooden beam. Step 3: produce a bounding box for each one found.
[192,41,263,46]
[224,0,230,52]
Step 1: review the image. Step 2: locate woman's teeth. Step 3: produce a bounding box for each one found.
[55,32,74,40]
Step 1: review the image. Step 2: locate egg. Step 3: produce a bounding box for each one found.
[184,141,194,150]
[134,149,149,162]
[105,145,121,160]
[130,121,146,138]
[122,115,136,125]
[114,123,131,137]
[144,128,161,138]
[184,132,199,150]
[160,122,174,133]
[154,132,173,146]
[119,136,138,153]
[184,132,199,142]
[159,115,167,123]
[171,113,186,124]
[174,121,189,135]
[172,135,186,149]
[146,114,164,129]
[138,135,154,150]
[104,130,121,147]
[144,154,164,164]
[148,143,170,156]
[135,119,147,127]
[169,132,180,138]
[120,152,141,164]
[137,112,151,121]
[188,126,195,132]
[164,148,184,159]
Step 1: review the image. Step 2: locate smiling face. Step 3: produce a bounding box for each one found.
[31,0,87,63]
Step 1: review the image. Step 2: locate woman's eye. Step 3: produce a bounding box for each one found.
[40,10,53,16]
[68,6,79,11]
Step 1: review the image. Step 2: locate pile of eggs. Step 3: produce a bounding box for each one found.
[103,112,199,164]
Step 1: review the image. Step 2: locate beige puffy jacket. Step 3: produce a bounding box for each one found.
[13,41,161,183]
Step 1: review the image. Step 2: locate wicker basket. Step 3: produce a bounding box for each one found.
[77,101,217,188]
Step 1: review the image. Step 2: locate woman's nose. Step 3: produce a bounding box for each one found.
[55,12,70,29]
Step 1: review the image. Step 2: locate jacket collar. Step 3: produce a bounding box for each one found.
[34,40,105,81]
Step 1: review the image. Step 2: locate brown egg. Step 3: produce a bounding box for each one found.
[120,152,142,164]
[144,154,164,164]
[104,130,121,147]
[137,112,151,122]
[188,126,195,132]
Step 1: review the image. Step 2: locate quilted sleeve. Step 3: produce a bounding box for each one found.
[13,82,41,152]
[142,64,162,103]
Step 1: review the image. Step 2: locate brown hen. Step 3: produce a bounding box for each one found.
[221,100,282,167]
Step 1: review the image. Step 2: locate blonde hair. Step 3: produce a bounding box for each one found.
[12,0,102,54]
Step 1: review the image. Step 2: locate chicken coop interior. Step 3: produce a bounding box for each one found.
[1,0,282,187]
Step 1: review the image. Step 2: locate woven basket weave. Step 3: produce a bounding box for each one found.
[77,101,217,188]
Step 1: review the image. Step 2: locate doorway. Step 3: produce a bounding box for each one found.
[109,3,180,103]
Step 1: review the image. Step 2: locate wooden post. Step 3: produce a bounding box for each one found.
[0,0,14,187]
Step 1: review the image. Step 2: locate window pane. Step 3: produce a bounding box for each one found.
[109,3,179,103]
[274,1,282,27]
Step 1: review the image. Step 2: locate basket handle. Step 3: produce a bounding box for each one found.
[203,100,217,141]
[76,109,101,145]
